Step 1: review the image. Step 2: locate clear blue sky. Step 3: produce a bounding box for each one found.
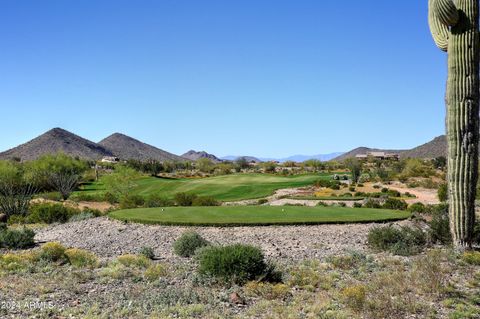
[0,1,446,158]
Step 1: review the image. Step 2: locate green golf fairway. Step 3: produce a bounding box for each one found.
[109,206,410,226]
[75,173,331,202]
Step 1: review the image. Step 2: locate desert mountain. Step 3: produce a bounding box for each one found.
[400,135,447,159]
[259,152,345,163]
[99,133,184,162]
[182,150,222,163]
[0,128,113,161]
[333,135,448,161]
[220,156,263,163]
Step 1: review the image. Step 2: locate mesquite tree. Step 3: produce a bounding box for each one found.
[428,0,479,248]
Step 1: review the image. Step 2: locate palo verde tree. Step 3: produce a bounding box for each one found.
[428,0,479,248]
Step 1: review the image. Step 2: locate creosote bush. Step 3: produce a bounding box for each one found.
[174,192,198,206]
[382,198,408,211]
[428,204,452,245]
[461,251,480,265]
[144,194,173,208]
[173,231,209,257]
[192,196,220,206]
[143,264,167,281]
[117,254,152,269]
[27,203,80,224]
[0,227,35,249]
[195,244,276,285]
[139,246,155,260]
[64,248,98,268]
[367,226,426,256]
[40,242,67,262]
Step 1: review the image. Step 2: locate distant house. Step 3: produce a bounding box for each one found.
[355,152,399,161]
[101,156,120,163]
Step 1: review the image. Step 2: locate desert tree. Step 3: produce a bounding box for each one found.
[0,161,36,221]
[344,158,362,183]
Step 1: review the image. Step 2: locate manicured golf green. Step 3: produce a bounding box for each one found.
[76,173,330,202]
[109,206,410,226]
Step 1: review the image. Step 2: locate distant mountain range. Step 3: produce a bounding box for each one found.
[258,153,344,163]
[332,135,447,161]
[0,128,450,163]
[182,150,222,163]
[99,133,184,162]
[0,128,183,162]
[220,156,263,163]
[0,128,114,161]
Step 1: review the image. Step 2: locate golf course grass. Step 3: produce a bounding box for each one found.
[109,206,411,226]
[75,173,330,202]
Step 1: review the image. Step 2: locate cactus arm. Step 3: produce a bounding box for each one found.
[434,0,459,26]
[428,0,452,51]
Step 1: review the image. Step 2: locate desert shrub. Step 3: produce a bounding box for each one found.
[144,194,173,208]
[461,251,480,265]
[64,248,98,268]
[412,249,449,294]
[327,251,369,270]
[174,192,198,206]
[349,186,356,192]
[363,199,381,209]
[28,203,80,224]
[357,183,364,187]
[244,282,291,300]
[192,196,220,206]
[335,202,347,207]
[139,246,155,260]
[428,204,452,245]
[173,231,209,257]
[373,185,381,189]
[438,183,448,202]
[117,254,152,269]
[341,192,353,197]
[99,262,130,279]
[403,192,416,198]
[143,264,167,281]
[0,251,40,272]
[195,244,271,285]
[257,198,268,205]
[382,198,408,210]
[408,202,426,214]
[367,226,426,256]
[0,227,35,249]
[381,188,389,193]
[119,194,145,209]
[341,284,366,312]
[40,242,67,262]
[72,192,104,202]
[103,192,118,204]
[7,215,26,225]
[37,192,63,201]
[68,212,94,222]
[314,179,341,189]
[353,202,362,208]
[316,201,328,207]
[286,260,330,291]
[354,191,367,197]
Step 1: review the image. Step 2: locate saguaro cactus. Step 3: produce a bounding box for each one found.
[428,0,479,248]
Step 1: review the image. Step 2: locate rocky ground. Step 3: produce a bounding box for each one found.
[35,217,395,262]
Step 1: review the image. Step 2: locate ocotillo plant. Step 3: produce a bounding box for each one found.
[428,0,479,248]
